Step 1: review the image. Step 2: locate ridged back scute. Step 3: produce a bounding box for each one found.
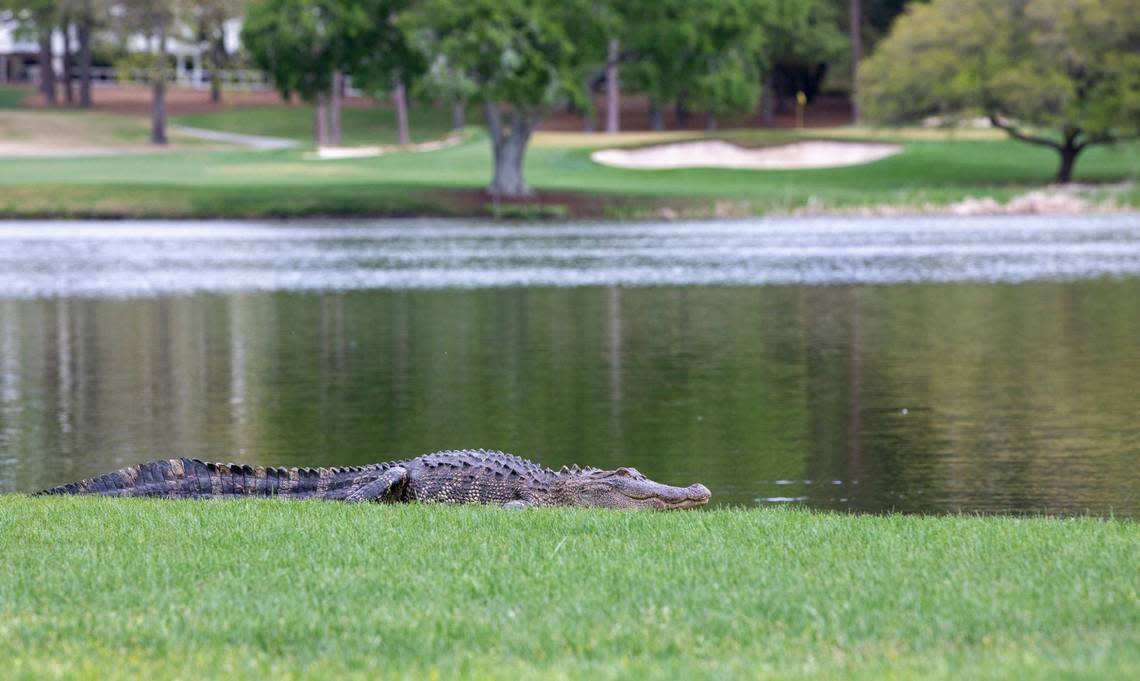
[417,449,553,482]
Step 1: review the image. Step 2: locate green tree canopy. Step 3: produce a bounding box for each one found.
[621,0,763,127]
[242,0,338,104]
[858,0,1140,182]
[402,0,593,196]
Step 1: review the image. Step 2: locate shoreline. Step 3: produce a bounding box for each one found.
[0,181,1135,222]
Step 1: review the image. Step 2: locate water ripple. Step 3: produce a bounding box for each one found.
[1,214,1138,298]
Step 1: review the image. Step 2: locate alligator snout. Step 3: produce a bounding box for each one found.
[661,483,711,510]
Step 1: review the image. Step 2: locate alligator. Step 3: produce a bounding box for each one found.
[35,449,711,510]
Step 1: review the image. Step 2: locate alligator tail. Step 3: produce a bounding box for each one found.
[34,458,327,499]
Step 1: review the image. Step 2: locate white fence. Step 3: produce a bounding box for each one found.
[24,65,274,91]
[25,65,365,96]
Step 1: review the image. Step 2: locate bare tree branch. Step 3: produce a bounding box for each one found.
[988,115,1061,150]
[1076,131,1136,151]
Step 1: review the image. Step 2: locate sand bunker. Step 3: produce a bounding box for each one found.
[308,133,465,160]
[591,139,903,170]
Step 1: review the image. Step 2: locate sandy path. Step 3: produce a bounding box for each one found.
[592,139,903,170]
[171,125,299,150]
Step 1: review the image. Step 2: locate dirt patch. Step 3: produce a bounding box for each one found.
[0,111,213,156]
[533,130,706,149]
[947,189,1093,216]
[592,139,903,170]
[434,187,687,219]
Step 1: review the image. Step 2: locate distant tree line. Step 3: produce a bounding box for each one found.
[3,0,922,193]
[241,0,861,196]
[7,0,1132,190]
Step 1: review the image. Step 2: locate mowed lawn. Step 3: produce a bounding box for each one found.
[0,86,29,110]
[174,104,457,146]
[1,101,1139,217]
[0,498,1136,680]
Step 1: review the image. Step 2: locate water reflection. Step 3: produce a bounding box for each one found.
[1,283,1137,516]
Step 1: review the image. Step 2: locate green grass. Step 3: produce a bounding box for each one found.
[0,85,29,109]
[174,104,457,146]
[2,108,1139,217]
[1,498,1137,680]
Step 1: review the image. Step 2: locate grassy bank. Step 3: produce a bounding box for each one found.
[1,497,1136,679]
[2,102,1139,218]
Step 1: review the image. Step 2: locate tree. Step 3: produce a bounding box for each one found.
[753,0,846,127]
[848,0,860,122]
[403,0,593,197]
[75,0,96,107]
[189,0,242,103]
[414,54,477,130]
[11,0,59,105]
[244,0,421,146]
[243,0,338,144]
[680,0,764,130]
[621,0,763,130]
[858,0,1140,183]
[343,0,425,146]
[563,0,620,133]
[119,0,174,143]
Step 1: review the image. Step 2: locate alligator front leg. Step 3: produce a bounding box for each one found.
[344,467,409,503]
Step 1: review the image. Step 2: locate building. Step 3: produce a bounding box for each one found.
[0,17,41,84]
[0,15,244,89]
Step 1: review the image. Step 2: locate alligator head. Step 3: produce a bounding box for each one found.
[557,466,711,510]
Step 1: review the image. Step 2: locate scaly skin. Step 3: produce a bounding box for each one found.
[35,450,712,510]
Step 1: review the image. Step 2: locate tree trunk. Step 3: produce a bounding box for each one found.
[605,38,620,134]
[849,0,862,123]
[759,70,775,127]
[329,70,343,146]
[483,102,534,197]
[582,73,596,132]
[314,93,329,146]
[1055,144,1080,184]
[773,69,789,113]
[675,97,689,128]
[78,4,92,108]
[393,76,410,145]
[38,29,56,105]
[209,19,224,103]
[452,100,466,130]
[61,16,74,105]
[648,99,664,131]
[151,26,168,145]
[210,30,225,104]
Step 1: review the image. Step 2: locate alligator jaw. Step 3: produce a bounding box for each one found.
[657,483,712,510]
[623,482,711,510]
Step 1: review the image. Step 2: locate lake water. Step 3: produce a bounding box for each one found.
[2,215,1139,516]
